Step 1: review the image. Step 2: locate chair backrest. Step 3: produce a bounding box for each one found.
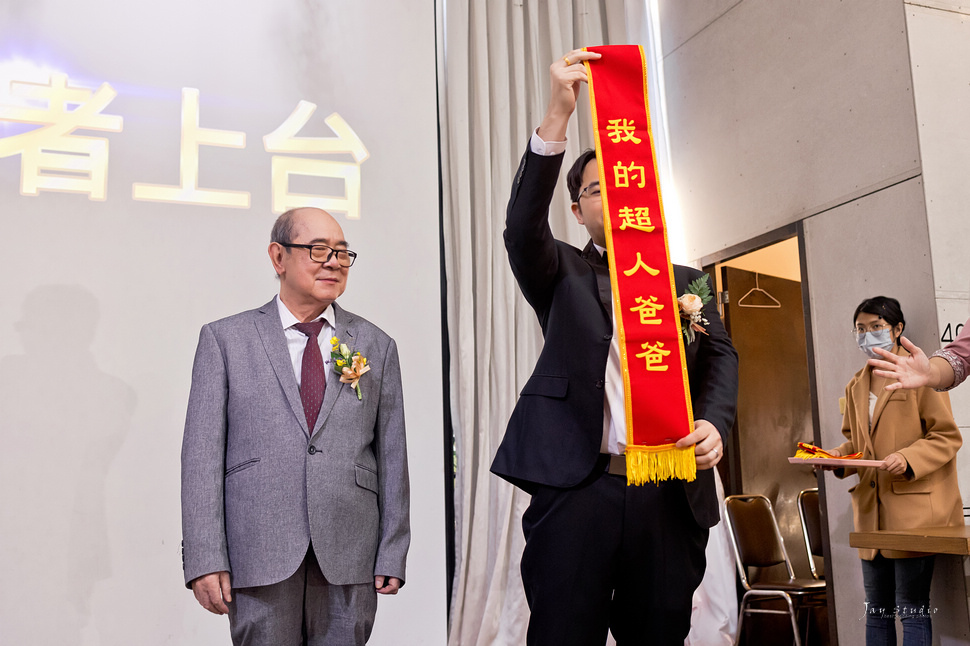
[724,494,796,588]
[798,487,824,579]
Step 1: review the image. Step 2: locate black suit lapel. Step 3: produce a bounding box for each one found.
[581,241,613,321]
[673,266,701,368]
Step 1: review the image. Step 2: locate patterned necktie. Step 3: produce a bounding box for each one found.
[294,320,327,432]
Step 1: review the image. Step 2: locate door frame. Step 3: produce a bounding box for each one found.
[700,223,800,497]
[699,221,839,646]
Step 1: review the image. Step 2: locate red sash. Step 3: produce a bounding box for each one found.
[585,45,695,484]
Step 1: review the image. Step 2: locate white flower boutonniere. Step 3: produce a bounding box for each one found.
[330,336,370,400]
[678,276,713,344]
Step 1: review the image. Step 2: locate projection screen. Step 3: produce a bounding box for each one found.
[0,1,447,644]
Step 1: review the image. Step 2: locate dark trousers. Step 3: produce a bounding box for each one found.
[227,547,377,646]
[862,554,936,646]
[520,465,709,646]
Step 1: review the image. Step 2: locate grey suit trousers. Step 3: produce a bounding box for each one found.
[228,547,377,646]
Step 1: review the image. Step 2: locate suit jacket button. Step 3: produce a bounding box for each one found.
[603,334,612,341]
[308,446,317,455]
[869,480,875,488]
[595,380,604,389]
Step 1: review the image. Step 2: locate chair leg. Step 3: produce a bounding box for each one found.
[734,594,804,646]
[734,598,747,645]
[782,595,802,646]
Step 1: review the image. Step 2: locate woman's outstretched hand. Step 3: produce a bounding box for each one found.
[869,336,933,391]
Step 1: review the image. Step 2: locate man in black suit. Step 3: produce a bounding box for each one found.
[491,49,739,646]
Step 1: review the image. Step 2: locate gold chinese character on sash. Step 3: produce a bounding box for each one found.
[133,88,250,208]
[613,161,646,189]
[630,296,663,325]
[622,252,660,277]
[0,74,123,200]
[636,341,671,372]
[606,118,641,144]
[618,206,654,233]
[264,101,369,219]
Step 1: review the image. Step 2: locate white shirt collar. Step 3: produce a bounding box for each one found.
[275,295,336,332]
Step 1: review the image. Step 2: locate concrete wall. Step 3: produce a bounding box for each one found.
[907,1,970,491]
[660,0,920,260]
[802,177,965,644]
[907,6,970,640]
[660,0,970,643]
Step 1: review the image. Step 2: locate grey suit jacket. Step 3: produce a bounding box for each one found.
[181,298,410,589]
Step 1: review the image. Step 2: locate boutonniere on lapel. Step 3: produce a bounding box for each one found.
[678,276,713,344]
[330,336,370,400]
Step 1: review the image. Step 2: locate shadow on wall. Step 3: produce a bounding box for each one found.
[0,285,135,643]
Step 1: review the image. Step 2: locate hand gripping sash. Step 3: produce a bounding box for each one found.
[584,45,696,484]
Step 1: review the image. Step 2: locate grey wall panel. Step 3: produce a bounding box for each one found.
[657,0,742,57]
[663,0,921,261]
[907,0,970,12]
[907,11,970,640]
[907,4,970,297]
[802,176,967,646]
[908,1,970,503]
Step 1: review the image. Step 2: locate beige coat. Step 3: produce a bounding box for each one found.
[836,347,963,559]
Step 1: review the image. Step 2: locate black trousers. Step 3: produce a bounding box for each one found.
[521,465,709,646]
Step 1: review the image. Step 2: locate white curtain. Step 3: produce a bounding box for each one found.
[436,3,669,643]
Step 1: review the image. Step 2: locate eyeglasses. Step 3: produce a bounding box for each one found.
[578,182,601,200]
[281,243,357,267]
[854,322,891,335]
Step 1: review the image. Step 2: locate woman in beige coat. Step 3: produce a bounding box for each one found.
[826,296,962,646]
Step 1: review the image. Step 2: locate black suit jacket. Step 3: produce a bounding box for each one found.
[490,145,739,529]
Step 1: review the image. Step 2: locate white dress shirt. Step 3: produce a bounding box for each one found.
[276,295,337,387]
[591,243,627,456]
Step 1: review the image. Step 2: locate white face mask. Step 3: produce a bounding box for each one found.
[857,328,895,359]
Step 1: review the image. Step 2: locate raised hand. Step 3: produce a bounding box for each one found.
[537,49,603,142]
[868,336,934,391]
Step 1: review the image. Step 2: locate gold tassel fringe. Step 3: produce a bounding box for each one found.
[626,443,697,485]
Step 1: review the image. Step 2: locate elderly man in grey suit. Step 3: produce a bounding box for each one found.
[181,206,410,645]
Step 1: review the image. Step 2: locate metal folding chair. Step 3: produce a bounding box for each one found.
[797,488,824,580]
[724,494,827,646]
